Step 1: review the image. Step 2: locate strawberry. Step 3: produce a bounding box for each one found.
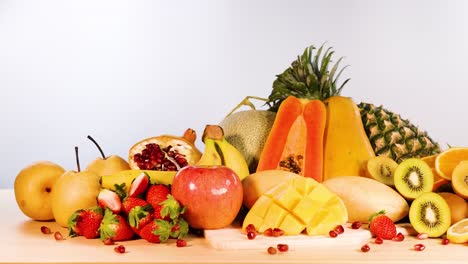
[99,208,135,241]
[170,217,189,239]
[156,194,186,220]
[128,172,150,198]
[68,206,103,239]
[139,219,173,243]
[128,204,154,235]
[98,189,122,214]
[145,184,170,209]
[368,210,397,240]
[122,197,151,215]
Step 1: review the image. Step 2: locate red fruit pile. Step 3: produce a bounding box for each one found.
[68,172,189,244]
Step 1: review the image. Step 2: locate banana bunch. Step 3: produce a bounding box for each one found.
[197,125,250,181]
[100,170,176,192]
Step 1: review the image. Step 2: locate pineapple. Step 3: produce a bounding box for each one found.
[266,44,441,163]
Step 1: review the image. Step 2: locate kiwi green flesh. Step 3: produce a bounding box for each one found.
[394,159,434,199]
[409,192,451,237]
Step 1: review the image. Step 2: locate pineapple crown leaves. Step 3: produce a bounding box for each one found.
[128,204,153,228]
[160,194,187,220]
[151,219,173,242]
[267,43,350,112]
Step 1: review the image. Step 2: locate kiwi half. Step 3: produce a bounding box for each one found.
[394,158,434,200]
[365,156,398,186]
[409,192,451,237]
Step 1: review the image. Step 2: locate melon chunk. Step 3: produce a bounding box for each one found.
[242,176,348,236]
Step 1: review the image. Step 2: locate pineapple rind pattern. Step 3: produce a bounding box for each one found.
[358,102,441,163]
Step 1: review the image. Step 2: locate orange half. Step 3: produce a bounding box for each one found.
[435,148,468,180]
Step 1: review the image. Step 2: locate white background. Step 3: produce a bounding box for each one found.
[1,0,467,188]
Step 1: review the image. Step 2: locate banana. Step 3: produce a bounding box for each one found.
[214,137,250,181]
[100,170,176,192]
[196,138,223,166]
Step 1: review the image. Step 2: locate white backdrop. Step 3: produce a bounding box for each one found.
[1,0,467,188]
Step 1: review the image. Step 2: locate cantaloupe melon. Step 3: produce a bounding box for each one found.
[219,110,276,173]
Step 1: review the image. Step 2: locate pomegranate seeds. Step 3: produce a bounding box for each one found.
[441,238,450,245]
[54,231,64,241]
[392,232,405,242]
[413,243,425,251]
[176,239,187,247]
[40,226,51,234]
[351,221,362,229]
[334,225,344,234]
[272,228,284,237]
[361,244,370,252]
[267,246,277,255]
[103,238,115,245]
[245,224,256,233]
[247,231,256,240]
[277,244,289,252]
[114,245,126,254]
[374,237,383,244]
[329,230,338,238]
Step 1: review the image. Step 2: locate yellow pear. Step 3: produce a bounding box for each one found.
[14,161,65,221]
[51,147,101,227]
[85,135,130,176]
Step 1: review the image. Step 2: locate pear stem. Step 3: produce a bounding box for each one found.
[75,146,81,172]
[87,135,106,159]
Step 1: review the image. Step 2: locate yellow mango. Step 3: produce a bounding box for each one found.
[323,96,375,180]
[242,176,348,236]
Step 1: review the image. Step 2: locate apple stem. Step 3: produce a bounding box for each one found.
[75,146,81,172]
[87,135,106,159]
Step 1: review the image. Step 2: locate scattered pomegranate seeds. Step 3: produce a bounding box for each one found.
[361,244,370,252]
[114,245,126,254]
[414,243,425,251]
[40,226,51,234]
[329,230,338,238]
[264,228,273,237]
[247,231,256,240]
[176,239,187,247]
[272,228,285,237]
[417,233,429,240]
[267,246,277,255]
[334,225,344,234]
[392,232,405,241]
[103,238,115,245]
[54,231,64,241]
[245,224,256,233]
[277,244,289,252]
[374,237,383,244]
[441,238,450,245]
[351,221,362,229]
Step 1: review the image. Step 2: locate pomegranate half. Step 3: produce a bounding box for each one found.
[128,129,202,171]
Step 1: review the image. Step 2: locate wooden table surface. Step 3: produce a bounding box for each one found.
[2,189,468,264]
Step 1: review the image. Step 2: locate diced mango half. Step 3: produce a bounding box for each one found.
[242,176,348,236]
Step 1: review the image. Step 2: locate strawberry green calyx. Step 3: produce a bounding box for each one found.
[68,209,85,237]
[152,219,173,242]
[113,183,127,201]
[368,210,386,223]
[99,208,119,241]
[160,194,186,220]
[128,205,153,228]
[170,217,189,239]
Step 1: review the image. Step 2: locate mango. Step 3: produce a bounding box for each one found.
[242,176,348,236]
[242,170,301,209]
[323,176,409,223]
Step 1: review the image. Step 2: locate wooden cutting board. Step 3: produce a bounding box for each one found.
[204,223,416,251]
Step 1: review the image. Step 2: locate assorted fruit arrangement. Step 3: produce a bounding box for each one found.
[12,44,468,255]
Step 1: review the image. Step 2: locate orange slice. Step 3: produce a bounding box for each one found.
[447,218,468,243]
[421,154,438,167]
[435,148,468,180]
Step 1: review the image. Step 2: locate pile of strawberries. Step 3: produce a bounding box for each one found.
[68,172,188,245]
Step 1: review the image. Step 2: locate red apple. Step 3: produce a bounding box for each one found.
[171,165,243,230]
